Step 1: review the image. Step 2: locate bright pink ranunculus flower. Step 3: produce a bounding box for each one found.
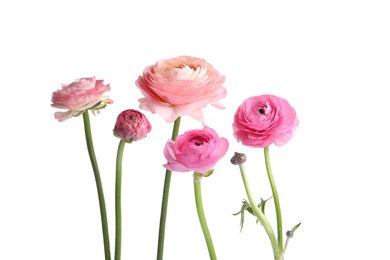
[51,77,113,122]
[136,56,226,124]
[113,109,152,142]
[233,95,299,148]
[163,126,229,174]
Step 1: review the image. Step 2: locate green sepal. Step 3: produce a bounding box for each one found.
[88,101,109,115]
[112,130,134,143]
[75,110,86,117]
[203,169,214,177]
[89,101,103,110]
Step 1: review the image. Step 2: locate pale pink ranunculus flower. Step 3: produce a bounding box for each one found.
[163,126,229,174]
[135,56,226,124]
[51,77,113,122]
[233,94,299,148]
[113,109,152,142]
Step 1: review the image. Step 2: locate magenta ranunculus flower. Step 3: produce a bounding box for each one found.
[233,94,299,148]
[51,77,113,122]
[136,56,226,124]
[113,109,152,142]
[163,126,229,174]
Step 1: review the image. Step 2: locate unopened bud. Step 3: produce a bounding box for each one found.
[286,230,294,238]
[230,152,247,165]
[113,109,152,143]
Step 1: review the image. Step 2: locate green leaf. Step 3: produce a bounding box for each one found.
[232,200,247,216]
[291,222,301,233]
[233,197,273,229]
[254,196,272,224]
[233,200,251,232]
[260,195,273,215]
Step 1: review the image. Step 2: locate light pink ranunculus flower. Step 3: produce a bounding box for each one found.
[51,77,113,122]
[113,109,152,142]
[163,126,229,174]
[135,56,226,124]
[233,95,299,148]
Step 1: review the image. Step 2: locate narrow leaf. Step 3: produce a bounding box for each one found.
[260,195,272,215]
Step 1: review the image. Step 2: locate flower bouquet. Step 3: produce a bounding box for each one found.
[51,55,300,260]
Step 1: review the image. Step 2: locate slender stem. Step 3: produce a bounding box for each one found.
[82,111,111,260]
[115,140,126,260]
[282,223,300,257]
[238,163,280,259]
[156,117,181,260]
[193,177,217,260]
[264,146,283,251]
[281,238,291,257]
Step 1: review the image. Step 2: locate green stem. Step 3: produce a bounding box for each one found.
[82,111,111,260]
[193,177,217,260]
[264,146,283,251]
[115,140,126,260]
[156,117,181,260]
[281,238,290,257]
[238,163,280,259]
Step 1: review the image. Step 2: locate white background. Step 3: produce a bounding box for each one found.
[1,1,390,259]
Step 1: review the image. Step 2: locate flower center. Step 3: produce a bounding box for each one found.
[165,65,206,80]
[258,107,266,115]
[194,140,203,146]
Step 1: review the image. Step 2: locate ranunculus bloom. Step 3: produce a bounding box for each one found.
[51,77,113,122]
[163,126,229,174]
[113,109,152,142]
[135,56,226,124]
[233,95,299,148]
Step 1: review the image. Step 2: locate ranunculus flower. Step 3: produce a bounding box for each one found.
[233,94,299,148]
[163,126,229,174]
[135,56,226,124]
[113,109,152,142]
[51,77,113,122]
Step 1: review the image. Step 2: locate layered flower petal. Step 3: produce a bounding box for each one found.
[51,77,112,122]
[233,95,299,147]
[113,109,152,142]
[163,126,229,174]
[136,56,226,124]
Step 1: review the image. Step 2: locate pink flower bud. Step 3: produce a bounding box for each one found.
[113,109,152,142]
